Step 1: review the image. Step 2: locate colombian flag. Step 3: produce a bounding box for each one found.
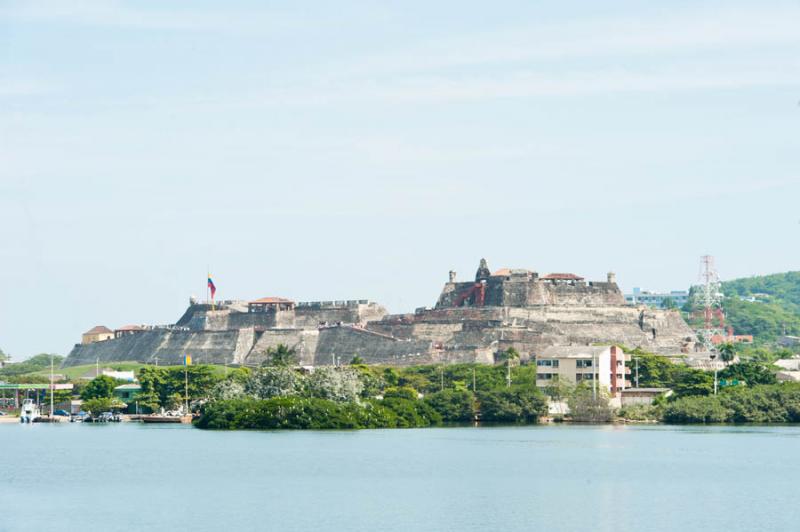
[207,275,216,299]
[184,355,192,366]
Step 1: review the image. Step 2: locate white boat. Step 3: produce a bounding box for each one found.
[20,399,41,424]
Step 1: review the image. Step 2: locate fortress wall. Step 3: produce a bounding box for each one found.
[295,307,361,328]
[233,327,256,365]
[530,283,625,306]
[496,277,529,306]
[64,329,241,367]
[314,326,433,366]
[357,303,389,323]
[246,329,319,366]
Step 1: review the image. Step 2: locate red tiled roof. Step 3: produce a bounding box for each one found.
[84,326,113,335]
[541,273,584,281]
[493,268,512,276]
[115,324,144,332]
[249,297,295,304]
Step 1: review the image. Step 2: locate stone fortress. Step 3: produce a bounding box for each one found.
[64,259,700,367]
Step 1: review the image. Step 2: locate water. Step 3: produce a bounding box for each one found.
[1,423,798,532]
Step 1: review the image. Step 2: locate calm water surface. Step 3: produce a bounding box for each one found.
[1,423,798,532]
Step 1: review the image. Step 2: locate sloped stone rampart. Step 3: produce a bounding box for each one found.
[64,329,241,367]
[314,326,433,366]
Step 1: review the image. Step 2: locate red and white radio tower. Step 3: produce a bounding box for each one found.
[694,255,724,352]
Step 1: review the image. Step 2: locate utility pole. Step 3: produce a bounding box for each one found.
[506,357,512,388]
[710,353,719,395]
[154,356,159,367]
[635,357,640,388]
[440,366,444,391]
[472,368,476,392]
[50,354,54,417]
[592,351,597,401]
[184,362,189,413]
[96,357,99,377]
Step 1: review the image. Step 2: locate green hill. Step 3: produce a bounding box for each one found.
[720,272,800,343]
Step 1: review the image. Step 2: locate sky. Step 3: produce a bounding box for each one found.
[1,0,798,359]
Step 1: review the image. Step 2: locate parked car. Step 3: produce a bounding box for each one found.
[0,411,6,416]
[53,409,71,417]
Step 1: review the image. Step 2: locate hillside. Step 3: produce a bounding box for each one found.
[681,272,800,344]
[723,272,800,313]
[720,272,800,343]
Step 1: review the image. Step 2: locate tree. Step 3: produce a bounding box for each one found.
[211,379,246,401]
[245,367,305,399]
[478,388,546,423]
[543,378,575,416]
[81,375,118,400]
[719,361,777,386]
[383,386,418,401]
[82,397,126,415]
[568,384,614,422]
[424,390,476,422]
[671,369,714,397]
[718,342,736,363]
[260,344,297,367]
[350,355,365,365]
[305,367,363,402]
[132,390,160,413]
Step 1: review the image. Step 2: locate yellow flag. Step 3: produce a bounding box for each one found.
[184,355,192,366]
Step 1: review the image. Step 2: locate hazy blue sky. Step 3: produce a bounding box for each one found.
[1,0,798,358]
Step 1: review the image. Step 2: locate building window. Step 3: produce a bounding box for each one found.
[537,360,558,367]
[537,373,554,380]
[576,373,594,380]
[576,360,593,368]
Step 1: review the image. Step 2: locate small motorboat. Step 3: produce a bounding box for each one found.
[20,399,41,424]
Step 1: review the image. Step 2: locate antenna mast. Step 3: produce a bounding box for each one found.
[694,255,724,352]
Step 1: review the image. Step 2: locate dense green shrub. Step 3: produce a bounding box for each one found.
[195,396,442,430]
[662,384,800,423]
[382,386,418,401]
[662,396,733,423]
[424,390,476,422]
[377,397,442,428]
[477,388,546,423]
[718,361,777,386]
[197,397,378,430]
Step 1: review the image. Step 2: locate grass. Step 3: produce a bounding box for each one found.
[30,361,233,381]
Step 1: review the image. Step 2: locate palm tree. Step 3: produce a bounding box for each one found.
[263,344,297,367]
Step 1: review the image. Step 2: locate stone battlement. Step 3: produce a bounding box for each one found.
[64,258,698,367]
[436,259,624,308]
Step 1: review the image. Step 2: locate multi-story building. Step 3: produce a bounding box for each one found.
[624,287,689,309]
[534,345,631,395]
